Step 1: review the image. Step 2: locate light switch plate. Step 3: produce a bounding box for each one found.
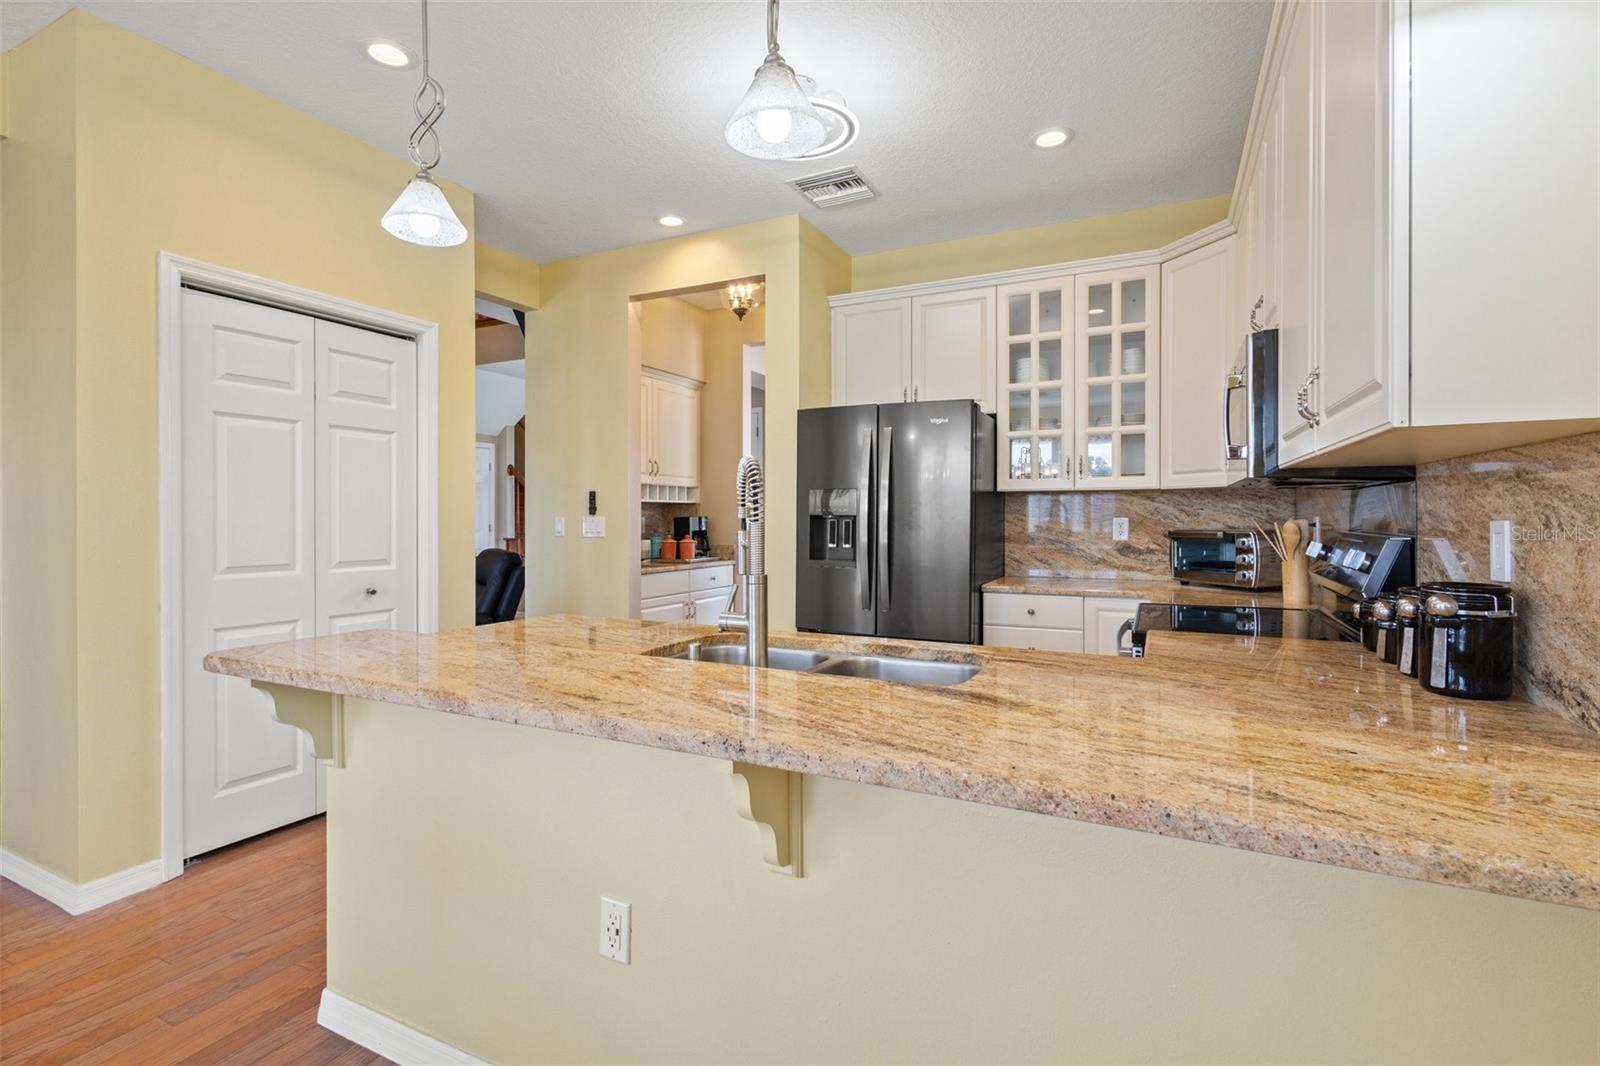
[582,516,606,538]
[553,516,565,537]
[1489,519,1514,582]
[1111,517,1130,542]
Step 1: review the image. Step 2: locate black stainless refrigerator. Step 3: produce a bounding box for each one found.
[796,400,1003,644]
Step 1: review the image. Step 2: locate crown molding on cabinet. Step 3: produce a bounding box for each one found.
[830,219,1237,308]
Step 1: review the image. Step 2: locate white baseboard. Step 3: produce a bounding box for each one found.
[318,988,488,1066]
[0,850,164,916]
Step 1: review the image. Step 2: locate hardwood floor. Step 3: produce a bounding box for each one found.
[0,817,390,1065]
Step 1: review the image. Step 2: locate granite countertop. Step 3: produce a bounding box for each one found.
[641,551,734,574]
[985,573,1286,607]
[204,615,1600,910]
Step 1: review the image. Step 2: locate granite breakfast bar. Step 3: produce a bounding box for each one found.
[205,616,1600,1062]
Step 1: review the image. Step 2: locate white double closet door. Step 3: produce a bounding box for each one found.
[181,289,417,858]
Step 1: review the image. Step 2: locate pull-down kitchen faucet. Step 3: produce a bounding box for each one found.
[718,456,768,667]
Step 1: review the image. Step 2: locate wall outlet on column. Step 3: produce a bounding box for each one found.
[1489,519,1514,582]
[1112,517,1130,542]
[582,516,606,538]
[553,516,565,537]
[599,896,630,964]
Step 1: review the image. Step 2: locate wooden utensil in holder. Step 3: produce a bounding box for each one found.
[1280,520,1311,607]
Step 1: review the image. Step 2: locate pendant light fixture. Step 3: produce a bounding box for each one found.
[724,0,827,160]
[381,0,467,247]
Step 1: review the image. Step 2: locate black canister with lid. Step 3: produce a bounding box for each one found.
[1357,594,1401,664]
[1417,582,1516,700]
[1393,586,1424,678]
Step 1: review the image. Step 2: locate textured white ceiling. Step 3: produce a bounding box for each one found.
[2,1,1271,261]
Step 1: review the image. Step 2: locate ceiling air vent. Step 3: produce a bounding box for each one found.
[788,166,877,209]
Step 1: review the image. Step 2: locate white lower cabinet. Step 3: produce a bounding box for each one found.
[982,592,1145,656]
[638,564,733,623]
[1082,596,1142,657]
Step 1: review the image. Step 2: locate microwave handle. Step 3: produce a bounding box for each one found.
[1223,369,1248,461]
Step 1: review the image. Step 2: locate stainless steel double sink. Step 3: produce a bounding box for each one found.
[664,641,980,687]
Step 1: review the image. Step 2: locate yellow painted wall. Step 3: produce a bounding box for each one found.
[0,12,481,881]
[0,18,81,878]
[329,699,1600,1063]
[527,216,848,629]
[851,195,1231,291]
[474,242,540,310]
[638,296,705,381]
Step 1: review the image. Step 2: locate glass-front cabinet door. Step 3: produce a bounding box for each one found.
[995,277,1074,490]
[1074,266,1160,489]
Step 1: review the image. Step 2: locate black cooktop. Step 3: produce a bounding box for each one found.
[1130,603,1358,657]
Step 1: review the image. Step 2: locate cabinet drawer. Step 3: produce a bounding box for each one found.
[641,570,691,600]
[983,625,1085,653]
[983,592,1084,629]
[690,564,734,592]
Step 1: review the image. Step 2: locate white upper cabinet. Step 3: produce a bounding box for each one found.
[996,277,1074,490]
[1242,0,1600,467]
[640,369,700,491]
[1314,0,1393,451]
[831,299,911,406]
[1075,266,1160,490]
[912,288,995,410]
[1161,236,1239,488]
[1275,0,1319,467]
[832,290,995,410]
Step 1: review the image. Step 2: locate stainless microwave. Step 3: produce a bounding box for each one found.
[1224,330,1413,486]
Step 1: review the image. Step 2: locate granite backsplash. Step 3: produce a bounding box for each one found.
[1005,485,1298,578]
[1007,433,1597,733]
[1291,434,1598,732]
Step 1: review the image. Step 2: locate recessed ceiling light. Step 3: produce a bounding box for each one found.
[362,39,415,69]
[1033,128,1073,149]
[657,215,685,228]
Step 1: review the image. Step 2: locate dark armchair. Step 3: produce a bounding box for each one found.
[475,549,525,625]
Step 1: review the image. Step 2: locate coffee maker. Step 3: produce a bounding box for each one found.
[673,515,711,557]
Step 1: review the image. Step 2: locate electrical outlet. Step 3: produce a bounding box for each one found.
[553,516,565,537]
[1489,519,1514,582]
[599,896,630,964]
[582,516,606,538]
[1111,517,1130,542]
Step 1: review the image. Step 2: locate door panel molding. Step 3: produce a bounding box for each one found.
[158,252,440,882]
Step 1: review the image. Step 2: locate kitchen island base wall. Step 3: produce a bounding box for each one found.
[328,698,1598,1064]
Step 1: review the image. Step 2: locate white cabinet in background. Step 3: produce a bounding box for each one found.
[912,288,995,410]
[1161,236,1239,488]
[982,591,1143,657]
[832,299,911,405]
[640,368,701,495]
[638,563,733,624]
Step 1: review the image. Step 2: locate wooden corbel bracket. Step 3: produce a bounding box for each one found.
[254,682,345,768]
[728,761,804,877]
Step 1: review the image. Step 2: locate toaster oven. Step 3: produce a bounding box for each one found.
[1167,529,1283,590]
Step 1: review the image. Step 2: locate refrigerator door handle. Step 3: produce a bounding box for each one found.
[859,426,874,611]
[877,426,893,613]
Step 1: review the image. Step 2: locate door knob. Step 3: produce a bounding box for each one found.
[365,586,378,596]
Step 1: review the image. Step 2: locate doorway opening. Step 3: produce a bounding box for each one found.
[631,278,765,602]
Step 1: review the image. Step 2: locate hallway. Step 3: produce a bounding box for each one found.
[0,818,385,1064]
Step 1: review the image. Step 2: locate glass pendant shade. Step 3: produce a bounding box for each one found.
[725,56,827,159]
[382,172,467,247]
